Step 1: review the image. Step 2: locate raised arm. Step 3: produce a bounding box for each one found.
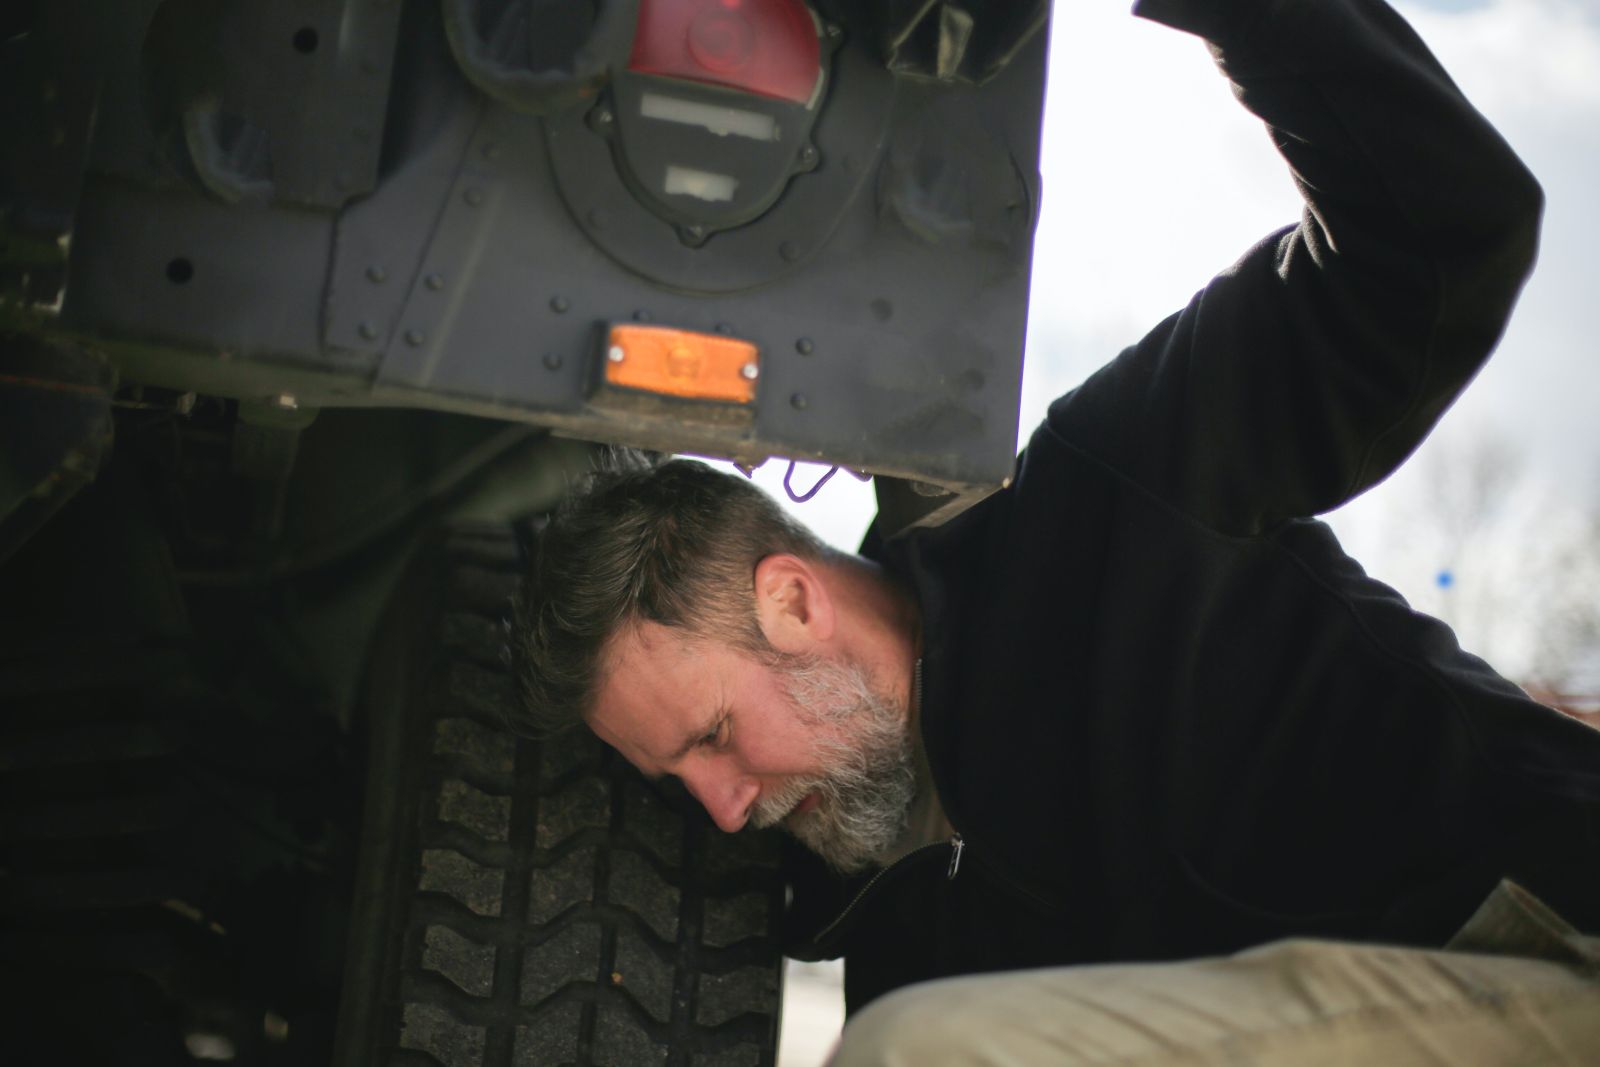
[1046,0,1543,535]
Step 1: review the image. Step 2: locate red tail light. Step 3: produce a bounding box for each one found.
[628,0,822,105]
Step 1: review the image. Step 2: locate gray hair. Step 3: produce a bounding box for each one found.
[510,453,831,736]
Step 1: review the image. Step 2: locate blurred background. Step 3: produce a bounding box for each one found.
[756,0,1600,1061]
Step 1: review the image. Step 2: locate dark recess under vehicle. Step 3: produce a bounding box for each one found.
[0,1,1051,1062]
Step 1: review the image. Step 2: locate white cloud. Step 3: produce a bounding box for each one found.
[1404,0,1600,112]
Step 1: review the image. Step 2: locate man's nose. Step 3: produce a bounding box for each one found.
[680,763,758,833]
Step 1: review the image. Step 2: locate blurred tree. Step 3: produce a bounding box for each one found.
[1368,430,1600,719]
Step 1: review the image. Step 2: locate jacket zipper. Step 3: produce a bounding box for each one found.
[946,832,965,879]
[814,833,965,945]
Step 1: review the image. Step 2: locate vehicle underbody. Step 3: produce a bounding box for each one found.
[1,1,1051,1062]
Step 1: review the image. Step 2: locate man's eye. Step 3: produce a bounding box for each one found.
[702,718,729,748]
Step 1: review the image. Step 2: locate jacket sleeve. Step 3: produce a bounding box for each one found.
[1043,0,1543,535]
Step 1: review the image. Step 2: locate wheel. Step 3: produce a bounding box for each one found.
[336,525,787,1067]
[0,454,359,1066]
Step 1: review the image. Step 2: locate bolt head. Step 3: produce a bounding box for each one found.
[463,188,485,206]
[425,273,444,291]
[795,337,815,355]
[740,362,759,381]
[790,392,808,410]
[608,345,626,363]
[550,295,570,313]
[543,352,564,370]
[405,328,425,346]
[357,322,379,340]
[365,265,387,283]
[273,393,298,410]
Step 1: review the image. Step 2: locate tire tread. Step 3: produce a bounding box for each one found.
[363,524,782,1066]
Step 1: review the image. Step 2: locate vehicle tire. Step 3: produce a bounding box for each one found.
[0,457,358,1066]
[335,525,786,1067]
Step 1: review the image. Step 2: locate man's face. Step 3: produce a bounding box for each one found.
[588,620,915,872]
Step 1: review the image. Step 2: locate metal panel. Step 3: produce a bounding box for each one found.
[133,0,405,208]
[358,24,1045,488]
[28,1,1052,523]
[65,181,333,367]
[0,1,107,317]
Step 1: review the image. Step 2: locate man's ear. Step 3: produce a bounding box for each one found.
[753,554,835,652]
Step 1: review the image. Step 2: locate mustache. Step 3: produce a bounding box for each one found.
[750,775,819,828]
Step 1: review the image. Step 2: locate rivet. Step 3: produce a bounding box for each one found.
[632,309,651,322]
[405,328,425,346]
[779,241,800,262]
[799,144,817,166]
[549,295,570,313]
[357,321,379,340]
[365,265,387,283]
[790,392,808,410]
[273,393,298,410]
[463,188,485,207]
[795,337,814,355]
[425,273,444,291]
[714,322,732,335]
[595,107,614,126]
[543,352,564,370]
[740,363,759,381]
[608,346,625,363]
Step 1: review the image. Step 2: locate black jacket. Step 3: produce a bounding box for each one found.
[785,0,1600,1014]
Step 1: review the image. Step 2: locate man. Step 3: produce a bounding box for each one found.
[514,0,1600,1059]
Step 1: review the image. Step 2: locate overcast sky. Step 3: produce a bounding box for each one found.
[1023,0,1599,490]
[727,0,1599,677]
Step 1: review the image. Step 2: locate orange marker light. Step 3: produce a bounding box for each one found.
[604,324,760,404]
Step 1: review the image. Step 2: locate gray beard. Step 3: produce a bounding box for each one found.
[749,654,916,874]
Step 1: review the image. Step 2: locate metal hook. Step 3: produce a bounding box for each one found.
[783,461,839,503]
